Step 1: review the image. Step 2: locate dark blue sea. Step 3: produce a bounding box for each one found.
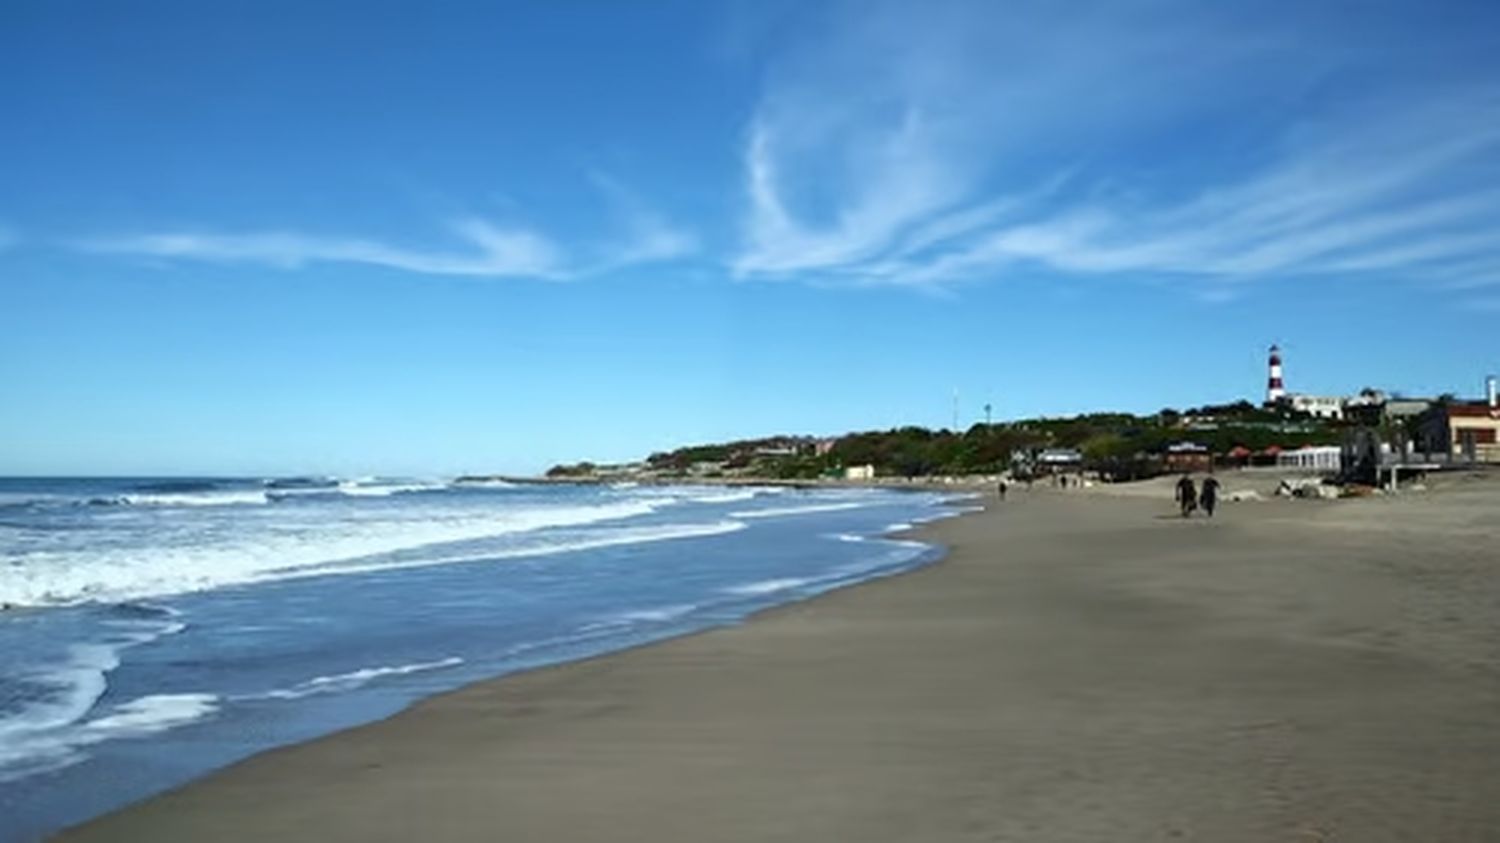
[0,477,967,840]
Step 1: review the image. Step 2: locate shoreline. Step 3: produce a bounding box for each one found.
[25,490,970,839]
[57,481,1500,841]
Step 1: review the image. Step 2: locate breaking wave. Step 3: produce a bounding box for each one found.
[1,500,671,607]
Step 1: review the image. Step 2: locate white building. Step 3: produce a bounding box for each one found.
[1276,445,1342,472]
[844,464,875,481]
[1288,394,1345,420]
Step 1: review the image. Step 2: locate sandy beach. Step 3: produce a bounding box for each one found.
[57,475,1500,842]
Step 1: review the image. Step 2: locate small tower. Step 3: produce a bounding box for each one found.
[1266,345,1285,405]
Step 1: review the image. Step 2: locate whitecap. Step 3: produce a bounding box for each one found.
[269,520,748,582]
[0,499,678,607]
[685,489,759,504]
[106,490,270,508]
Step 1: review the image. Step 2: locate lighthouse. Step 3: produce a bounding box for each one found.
[1266,345,1285,405]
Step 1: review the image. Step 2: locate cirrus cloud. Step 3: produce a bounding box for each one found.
[85,219,566,278]
[79,176,696,281]
[733,1,1500,294]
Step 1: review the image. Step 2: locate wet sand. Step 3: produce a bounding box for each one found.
[58,476,1500,841]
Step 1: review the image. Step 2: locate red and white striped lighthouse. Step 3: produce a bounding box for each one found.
[1266,344,1285,405]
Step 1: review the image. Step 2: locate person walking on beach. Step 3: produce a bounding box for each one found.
[997,479,1008,501]
[1175,475,1198,518]
[1199,475,1221,518]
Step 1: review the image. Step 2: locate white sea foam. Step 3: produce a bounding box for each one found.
[272,521,748,582]
[0,612,195,783]
[0,693,219,783]
[262,479,446,499]
[0,500,668,607]
[335,480,446,497]
[112,490,270,507]
[729,502,867,519]
[616,604,700,623]
[450,478,516,489]
[78,693,218,735]
[0,644,118,742]
[723,577,812,596]
[685,489,760,504]
[910,509,968,525]
[886,538,928,550]
[255,657,464,701]
[577,603,702,634]
[614,485,777,505]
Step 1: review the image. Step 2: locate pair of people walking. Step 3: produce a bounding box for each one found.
[1175,474,1220,518]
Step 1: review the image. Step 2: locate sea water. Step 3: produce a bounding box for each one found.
[0,477,963,840]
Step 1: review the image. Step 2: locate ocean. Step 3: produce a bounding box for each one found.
[0,477,966,840]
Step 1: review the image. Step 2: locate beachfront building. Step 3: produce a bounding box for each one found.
[1415,400,1500,464]
[844,464,875,481]
[1287,394,1346,420]
[1033,448,1083,475]
[1163,441,1212,473]
[1277,445,1342,472]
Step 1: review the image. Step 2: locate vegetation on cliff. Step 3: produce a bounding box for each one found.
[548,401,1346,480]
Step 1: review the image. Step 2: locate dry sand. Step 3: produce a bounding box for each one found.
[58,475,1500,842]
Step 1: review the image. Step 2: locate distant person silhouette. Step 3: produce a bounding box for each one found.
[1200,476,1221,518]
[1175,475,1198,518]
[997,480,1008,501]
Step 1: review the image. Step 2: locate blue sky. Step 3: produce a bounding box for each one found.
[3,0,1499,476]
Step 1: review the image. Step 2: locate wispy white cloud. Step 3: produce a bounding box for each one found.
[733,1,1500,293]
[85,220,565,278]
[80,178,695,280]
[586,172,699,270]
